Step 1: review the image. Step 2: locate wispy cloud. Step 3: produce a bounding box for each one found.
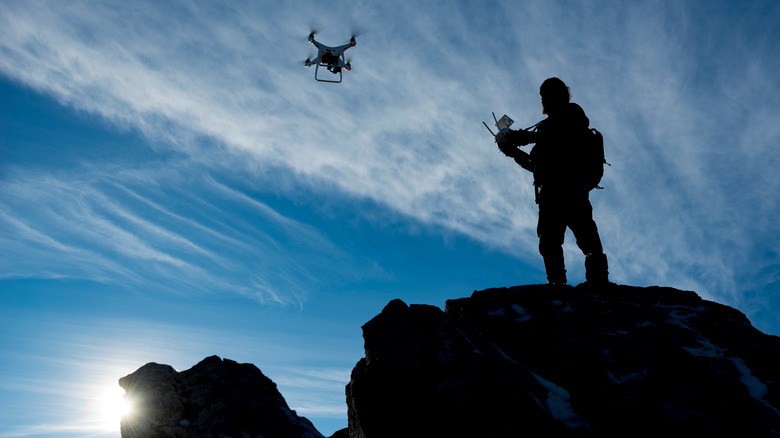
[2,0,779,314]
[0,162,362,305]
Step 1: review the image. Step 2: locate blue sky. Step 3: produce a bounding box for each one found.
[1,0,779,436]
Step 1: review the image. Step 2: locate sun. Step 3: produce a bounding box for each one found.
[99,385,133,425]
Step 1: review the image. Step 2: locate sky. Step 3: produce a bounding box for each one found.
[1,0,779,436]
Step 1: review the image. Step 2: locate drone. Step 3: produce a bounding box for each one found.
[304,32,356,83]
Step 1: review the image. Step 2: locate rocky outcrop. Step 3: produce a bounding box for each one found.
[346,284,780,437]
[119,355,323,438]
[118,284,780,437]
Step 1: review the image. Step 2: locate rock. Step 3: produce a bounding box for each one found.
[327,428,349,438]
[119,355,324,438]
[347,299,574,437]
[346,284,780,437]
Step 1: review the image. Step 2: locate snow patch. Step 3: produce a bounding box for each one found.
[487,308,507,317]
[531,373,589,430]
[731,357,768,400]
[488,305,533,321]
[511,304,533,321]
[607,368,648,384]
[683,338,779,415]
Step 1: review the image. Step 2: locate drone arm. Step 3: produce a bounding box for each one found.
[305,54,321,67]
[309,38,327,51]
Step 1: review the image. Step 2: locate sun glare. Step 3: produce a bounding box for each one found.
[100,385,133,426]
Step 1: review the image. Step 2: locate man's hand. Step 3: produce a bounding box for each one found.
[496,129,534,148]
[495,128,512,147]
[498,143,517,157]
[496,129,518,158]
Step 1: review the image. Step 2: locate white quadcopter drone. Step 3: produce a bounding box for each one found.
[304,31,356,83]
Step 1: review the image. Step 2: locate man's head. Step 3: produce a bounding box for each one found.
[540,77,570,115]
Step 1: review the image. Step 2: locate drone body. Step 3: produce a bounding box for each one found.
[304,32,356,83]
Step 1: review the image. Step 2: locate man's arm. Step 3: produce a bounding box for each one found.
[497,141,534,172]
[499,129,538,146]
[513,149,534,172]
[496,128,537,169]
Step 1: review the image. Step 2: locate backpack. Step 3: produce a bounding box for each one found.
[530,121,609,191]
[582,127,609,190]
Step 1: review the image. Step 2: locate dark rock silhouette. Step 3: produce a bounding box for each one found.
[118,284,780,437]
[119,355,324,438]
[346,284,780,437]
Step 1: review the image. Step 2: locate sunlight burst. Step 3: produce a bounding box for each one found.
[100,385,133,426]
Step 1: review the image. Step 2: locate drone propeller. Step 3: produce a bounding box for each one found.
[307,23,324,39]
[349,25,366,39]
[299,51,316,67]
[301,55,315,67]
[338,27,362,47]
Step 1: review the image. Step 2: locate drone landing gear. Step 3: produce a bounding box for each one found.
[314,54,348,83]
[315,63,342,83]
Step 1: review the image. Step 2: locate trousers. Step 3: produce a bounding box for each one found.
[537,187,607,284]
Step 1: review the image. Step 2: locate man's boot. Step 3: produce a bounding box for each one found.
[585,253,609,284]
[543,254,567,285]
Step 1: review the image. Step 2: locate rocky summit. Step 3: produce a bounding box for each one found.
[119,355,323,438]
[119,284,780,438]
[346,284,780,437]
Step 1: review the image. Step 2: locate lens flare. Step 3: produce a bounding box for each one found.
[100,386,133,425]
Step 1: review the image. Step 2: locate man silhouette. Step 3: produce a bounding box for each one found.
[496,77,609,285]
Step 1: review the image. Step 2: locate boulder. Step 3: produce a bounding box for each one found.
[119,355,324,438]
[346,284,780,437]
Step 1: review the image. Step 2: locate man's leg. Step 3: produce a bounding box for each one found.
[538,203,568,285]
[584,253,609,283]
[569,197,609,284]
